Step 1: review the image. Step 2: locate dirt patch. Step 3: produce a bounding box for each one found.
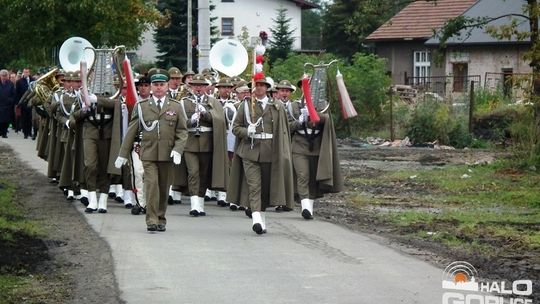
[318,142,539,301]
[0,230,48,273]
[0,143,123,304]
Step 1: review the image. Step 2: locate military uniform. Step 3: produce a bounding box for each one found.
[117,69,188,232]
[285,79,343,219]
[228,78,294,234]
[72,88,116,213]
[173,74,228,216]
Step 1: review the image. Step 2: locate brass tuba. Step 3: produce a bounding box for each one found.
[29,68,61,106]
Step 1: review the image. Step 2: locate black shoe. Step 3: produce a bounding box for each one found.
[31,136,36,140]
[275,206,284,212]
[199,211,206,216]
[108,192,116,198]
[141,207,146,214]
[238,206,246,211]
[114,197,124,203]
[85,208,97,213]
[211,197,217,201]
[168,195,174,205]
[252,223,264,235]
[302,209,313,220]
[66,196,75,201]
[204,195,211,201]
[282,206,293,212]
[217,200,228,207]
[131,206,141,215]
[190,210,199,217]
[98,208,107,213]
[245,208,252,218]
[80,197,89,206]
[24,135,28,139]
[229,204,238,211]
[1,135,6,138]
[157,224,166,232]
[125,203,133,209]
[62,189,68,197]
[174,200,182,205]
[147,224,157,232]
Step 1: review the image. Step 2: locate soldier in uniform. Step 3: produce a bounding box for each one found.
[57,71,82,200]
[228,77,294,234]
[168,67,183,100]
[72,76,117,213]
[173,74,228,217]
[47,71,70,184]
[211,77,236,207]
[286,79,343,219]
[116,69,187,232]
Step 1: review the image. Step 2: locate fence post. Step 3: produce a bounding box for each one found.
[469,81,475,134]
[389,88,395,141]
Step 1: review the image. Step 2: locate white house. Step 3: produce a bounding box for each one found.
[212,0,317,49]
[135,0,317,63]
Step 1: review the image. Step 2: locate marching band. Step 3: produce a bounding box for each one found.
[24,37,343,235]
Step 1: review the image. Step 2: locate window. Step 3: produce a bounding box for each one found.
[221,18,234,36]
[413,50,431,85]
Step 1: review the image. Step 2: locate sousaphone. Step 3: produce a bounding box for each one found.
[209,39,248,77]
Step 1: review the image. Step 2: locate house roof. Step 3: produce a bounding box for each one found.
[288,0,319,9]
[365,0,477,42]
[426,0,530,45]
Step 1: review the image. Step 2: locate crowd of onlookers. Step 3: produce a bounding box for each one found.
[0,68,42,139]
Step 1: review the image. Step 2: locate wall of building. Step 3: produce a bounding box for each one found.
[374,41,428,84]
[212,0,303,49]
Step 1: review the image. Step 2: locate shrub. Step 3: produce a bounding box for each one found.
[406,98,451,145]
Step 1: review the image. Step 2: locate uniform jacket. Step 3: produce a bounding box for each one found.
[118,96,188,162]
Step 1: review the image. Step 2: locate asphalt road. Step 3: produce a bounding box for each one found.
[2,132,443,304]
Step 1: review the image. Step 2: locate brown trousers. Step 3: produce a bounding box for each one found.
[184,151,212,197]
[242,159,271,212]
[84,137,111,193]
[143,161,172,226]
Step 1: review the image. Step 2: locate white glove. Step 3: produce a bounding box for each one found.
[115,156,127,168]
[190,112,200,124]
[170,151,182,165]
[88,93,98,105]
[298,113,307,124]
[65,120,70,129]
[196,103,207,113]
[247,125,256,137]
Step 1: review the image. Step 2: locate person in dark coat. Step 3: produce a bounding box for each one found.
[0,69,15,138]
[15,68,32,139]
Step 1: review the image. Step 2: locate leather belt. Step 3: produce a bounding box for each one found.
[88,114,112,121]
[297,129,320,135]
[251,133,273,139]
[188,126,213,132]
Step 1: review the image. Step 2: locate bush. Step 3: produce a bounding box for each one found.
[406,98,451,145]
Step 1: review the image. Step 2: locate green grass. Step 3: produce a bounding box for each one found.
[0,274,69,304]
[0,180,42,240]
[352,160,540,253]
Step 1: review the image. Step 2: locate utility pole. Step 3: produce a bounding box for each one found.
[187,0,193,72]
[198,0,211,72]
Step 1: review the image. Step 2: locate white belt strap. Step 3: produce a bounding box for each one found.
[188,126,213,132]
[297,129,320,135]
[88,114,113,121]
[251,133,273,139]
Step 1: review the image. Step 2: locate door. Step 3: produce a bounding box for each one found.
[452,63,468,92]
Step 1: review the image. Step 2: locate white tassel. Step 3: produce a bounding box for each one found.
[336,69,357,119]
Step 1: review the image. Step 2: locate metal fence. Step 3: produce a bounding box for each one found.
[405,75,481,96]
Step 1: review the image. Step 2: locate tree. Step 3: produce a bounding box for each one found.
[322,0,407,58]
[301,0,325,50]
[268,6,296,66]
[0,0,161,69]
[154,0,198,70]
[153,0,218,71]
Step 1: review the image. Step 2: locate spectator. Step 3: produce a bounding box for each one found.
[0,69,15,138]
[15,68,32,139]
